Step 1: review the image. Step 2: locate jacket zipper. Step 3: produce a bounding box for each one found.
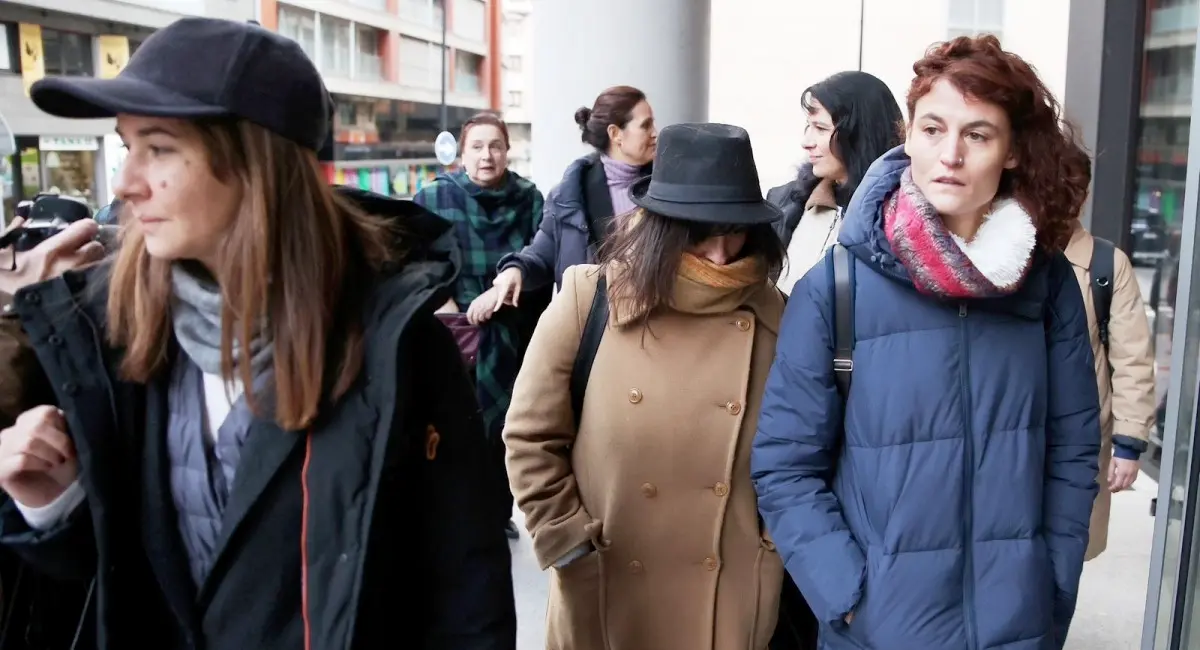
[959,302,978,650]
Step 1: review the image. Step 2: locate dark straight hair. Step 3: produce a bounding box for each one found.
[796,70,904,206]
[598,209,784,329]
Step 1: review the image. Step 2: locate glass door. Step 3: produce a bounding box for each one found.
[1144,1,1200,646]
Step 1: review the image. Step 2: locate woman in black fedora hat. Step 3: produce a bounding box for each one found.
[503,123,789,650]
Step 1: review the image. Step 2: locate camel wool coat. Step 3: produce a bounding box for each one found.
[1064,222,1156,560]
[504,263,787,650]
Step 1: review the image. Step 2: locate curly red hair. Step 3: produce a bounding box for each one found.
[907,35,1091,252]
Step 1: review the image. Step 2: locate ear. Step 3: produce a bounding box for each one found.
[607,123,622,145]
[1004,150,1018,170]
[903,126,913,157]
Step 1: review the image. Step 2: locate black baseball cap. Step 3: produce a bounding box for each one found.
[30,17,332,152]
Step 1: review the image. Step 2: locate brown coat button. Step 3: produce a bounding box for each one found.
[725,401,742,415]
[713,482,729,497]
[629,560,644,574]
[734,318,751,331]
[641,482,657,498]
[629,388,643,404]
[703,557,718,571]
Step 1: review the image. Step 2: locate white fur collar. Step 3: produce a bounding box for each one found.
[949,198,1036,292]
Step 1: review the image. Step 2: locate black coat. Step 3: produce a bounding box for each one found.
[0,194,517,650]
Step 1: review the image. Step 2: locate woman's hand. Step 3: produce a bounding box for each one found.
[492,267,523,313]
[1109,457,1140,492]
[0,219,105,297]
[468,288,500,325]
[435,298,460,314]
[0,406,78,508]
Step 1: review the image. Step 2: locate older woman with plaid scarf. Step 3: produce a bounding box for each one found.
[414,113,546,540]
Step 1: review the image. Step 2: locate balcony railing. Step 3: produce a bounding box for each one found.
[1151,4,1200,35]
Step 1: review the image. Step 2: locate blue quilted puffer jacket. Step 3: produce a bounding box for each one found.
[752,147,1101,650]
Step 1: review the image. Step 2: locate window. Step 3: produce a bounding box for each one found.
[400,36,446,89]
[402,0,445,27]
[348,0,387,10]
[454,0,487,41]
[946,0,1004,42]
[278,6,317,61]
[1149,0,1200,36]
[355,25,382,80]
[0,23,14,72]
[321,17,352,78]
[41,28,93,77]
[504,55,521,72]
[508,90,522,108]
[455,51,483,94]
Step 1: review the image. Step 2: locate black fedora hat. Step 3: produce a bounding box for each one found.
[629,123,781,225]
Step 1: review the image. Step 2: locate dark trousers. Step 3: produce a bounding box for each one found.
[769,573,819,650]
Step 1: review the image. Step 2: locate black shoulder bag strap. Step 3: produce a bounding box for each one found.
[1090,237,1115,355]
[570,274,609,430]
[831,244,855,399]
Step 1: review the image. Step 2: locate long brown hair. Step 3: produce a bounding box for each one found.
[107,118,394,430]
[598,209,784,328]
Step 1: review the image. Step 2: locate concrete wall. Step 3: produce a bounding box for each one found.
[708,0,1072,192]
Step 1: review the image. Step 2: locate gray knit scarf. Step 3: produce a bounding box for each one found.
[170,263,273,379]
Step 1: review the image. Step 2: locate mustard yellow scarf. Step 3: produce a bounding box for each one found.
[677,253,765,289]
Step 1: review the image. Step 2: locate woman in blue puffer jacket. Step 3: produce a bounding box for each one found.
[752,35,1101,650]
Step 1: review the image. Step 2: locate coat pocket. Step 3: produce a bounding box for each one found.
[546,549,608,650]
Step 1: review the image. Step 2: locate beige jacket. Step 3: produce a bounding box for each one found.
[1064,222,1156,560]
[504,264,786,650]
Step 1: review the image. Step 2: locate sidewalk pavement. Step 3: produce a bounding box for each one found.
[510,473,1156,649]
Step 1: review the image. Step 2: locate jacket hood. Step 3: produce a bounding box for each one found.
[551,152,652,209]
[836,146,1051,320]
[335,185,456,262]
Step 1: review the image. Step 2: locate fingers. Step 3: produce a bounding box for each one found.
[492,283,510,314]
[12,406,74,460]
[510,276,522,307]
[43,219,100,255]
[2,216,26,238]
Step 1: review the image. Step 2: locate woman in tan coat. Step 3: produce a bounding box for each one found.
[505,123,788,650]
[1064,219,1156,560]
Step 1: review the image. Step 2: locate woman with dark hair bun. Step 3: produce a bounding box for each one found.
[492,85,657,306]
[754,35,1101,650]
[766,71,903,293]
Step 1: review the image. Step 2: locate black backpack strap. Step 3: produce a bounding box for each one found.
[831,244,854,398]
[570,274,609,430]
[1090,237,1115,354]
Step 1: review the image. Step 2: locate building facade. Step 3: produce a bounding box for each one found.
[0,0,255,221]
[259,0,502,197]
[499,0,532,178]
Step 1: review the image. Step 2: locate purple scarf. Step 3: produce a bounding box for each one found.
[601,154,642,216]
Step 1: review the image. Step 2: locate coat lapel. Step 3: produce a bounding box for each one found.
[198,415,303,600]
[140,375,201,630]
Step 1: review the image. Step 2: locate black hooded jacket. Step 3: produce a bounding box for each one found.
[0,189,517,650]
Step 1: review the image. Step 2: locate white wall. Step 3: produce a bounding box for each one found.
[708,0,1071,193]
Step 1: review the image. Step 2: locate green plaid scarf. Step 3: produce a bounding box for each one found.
[413,170,543,438]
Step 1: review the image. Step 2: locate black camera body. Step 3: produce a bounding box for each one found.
[10,194,94,252]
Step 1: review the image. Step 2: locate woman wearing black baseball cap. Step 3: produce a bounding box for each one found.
[0,17,515,650]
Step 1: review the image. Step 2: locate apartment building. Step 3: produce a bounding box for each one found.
[0,0,254,218]
[499,0,531,178]
[259,0,502,197]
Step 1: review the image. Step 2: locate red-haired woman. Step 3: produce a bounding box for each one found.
[752,35,1101,650]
